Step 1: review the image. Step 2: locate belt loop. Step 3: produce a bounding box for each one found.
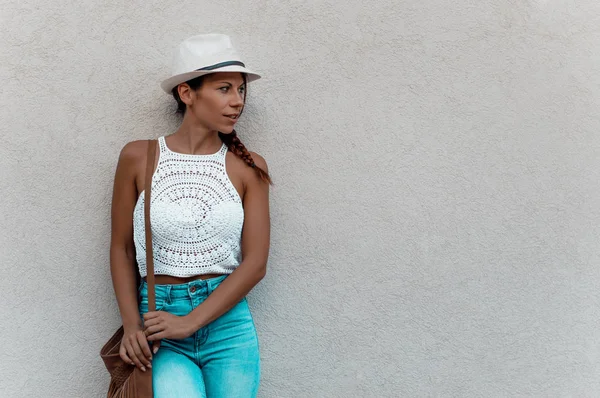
[166,285,172,304]
[207,275,226,295]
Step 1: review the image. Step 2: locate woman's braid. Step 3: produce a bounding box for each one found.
[219,130,273,185]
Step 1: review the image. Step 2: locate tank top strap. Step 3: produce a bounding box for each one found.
[157,136,168,157]
[218,141,229,164]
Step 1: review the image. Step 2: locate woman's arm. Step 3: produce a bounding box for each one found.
[110,141,155,371]
[109,141,146,329]
[181,153,271,332]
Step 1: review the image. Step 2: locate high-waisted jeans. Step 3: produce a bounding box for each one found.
[137,274,261,398]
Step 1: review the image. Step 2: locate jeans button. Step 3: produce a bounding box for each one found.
[190,286,196,293]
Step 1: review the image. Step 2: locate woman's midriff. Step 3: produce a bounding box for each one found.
[143,273,225,285]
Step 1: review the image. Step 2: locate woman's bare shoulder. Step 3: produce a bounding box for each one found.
[114,140,152,190]
[118,140,149,163]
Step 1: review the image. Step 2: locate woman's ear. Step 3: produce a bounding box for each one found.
[177,83,194,107]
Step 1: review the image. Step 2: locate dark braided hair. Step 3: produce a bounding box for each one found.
[171,73,273,186]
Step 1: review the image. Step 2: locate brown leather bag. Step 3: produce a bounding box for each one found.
[100,139,158,397]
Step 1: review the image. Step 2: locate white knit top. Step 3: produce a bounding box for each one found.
[132,136,244,277]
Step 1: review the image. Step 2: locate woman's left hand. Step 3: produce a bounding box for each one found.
[143,311,194,341]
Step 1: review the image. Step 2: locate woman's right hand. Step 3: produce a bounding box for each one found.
[119,325,153,372]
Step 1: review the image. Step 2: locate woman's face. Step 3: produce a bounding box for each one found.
[182,72,246,134]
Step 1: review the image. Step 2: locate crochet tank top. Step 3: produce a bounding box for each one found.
[132,136,244,278]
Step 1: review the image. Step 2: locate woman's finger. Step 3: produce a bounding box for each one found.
[147,331,166,341]
[134,331,153,368]
[143,311,161,321]
[152,339,161,354]
[144,324,165,337]
[142,316,160,328]
[124,338,146,371]
[119,342,134,366]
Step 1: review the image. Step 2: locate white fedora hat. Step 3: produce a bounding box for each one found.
[160,34,261,94]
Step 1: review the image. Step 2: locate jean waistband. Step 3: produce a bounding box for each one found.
[139,274,229,299]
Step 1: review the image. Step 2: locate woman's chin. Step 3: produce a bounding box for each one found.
[219,126,235,134]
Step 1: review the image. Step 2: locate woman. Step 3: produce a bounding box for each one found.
[109,34,271,397]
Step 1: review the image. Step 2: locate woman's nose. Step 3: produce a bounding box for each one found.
[231,92,244,106]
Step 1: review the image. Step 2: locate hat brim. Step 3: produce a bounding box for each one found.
[160,65,261,94]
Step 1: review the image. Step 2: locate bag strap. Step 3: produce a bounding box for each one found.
[144,139,157,312]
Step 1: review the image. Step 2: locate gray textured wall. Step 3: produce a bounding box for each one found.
[2,0,599,397]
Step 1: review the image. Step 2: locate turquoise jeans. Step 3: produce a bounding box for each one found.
[138,274,261,398]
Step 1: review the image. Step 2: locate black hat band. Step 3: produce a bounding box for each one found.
[196,61,246,71]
